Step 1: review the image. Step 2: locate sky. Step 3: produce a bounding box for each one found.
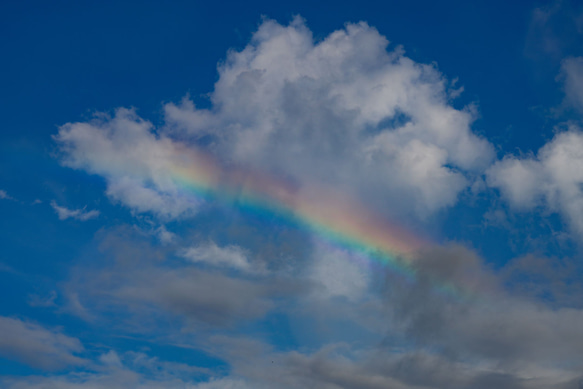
[1,0,583,388]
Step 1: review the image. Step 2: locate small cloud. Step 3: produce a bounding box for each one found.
[179,241,258,273]
[50,201,100,221]
[156,225,176,245]
[99,350,123,367]
[31,199,42,205]
[28,291,58,308]
[0,190,14,201]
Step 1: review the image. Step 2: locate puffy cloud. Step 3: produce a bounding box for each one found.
[46,16,583,389]
[166,18,493,216]
[487,125,583,237]
[55,18,493,220]
[0,316,85,370]
[51,201,100,221]
[54,109,201,220]
[384,245,583,369]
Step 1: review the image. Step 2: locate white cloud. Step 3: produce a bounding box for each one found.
[179,241,257,273]
[51,201,100,221]
[54,109,201,220]
[0,316,85,370]
[55,18,493,220]
[487,124,583,237]
[165,18,493,216]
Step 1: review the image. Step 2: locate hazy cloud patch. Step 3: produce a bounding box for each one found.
[51,201,100,221]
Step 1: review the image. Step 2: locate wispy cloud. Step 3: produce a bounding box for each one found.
[0,189,14,201]
[0,316,86,370]
[50,201,100,221]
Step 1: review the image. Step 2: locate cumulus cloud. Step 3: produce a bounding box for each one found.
[64,226,303,328]
[55,222,583,387]
[179,334,582,389]
[50,201,100,221]
[166,18,493,216]
[55,18,493,219]
[0,316,85,370]
[487,124,583,237]
[1,348,214,389]
[381,245,583,379]
[54,109,201,220]
[45,16,583,389]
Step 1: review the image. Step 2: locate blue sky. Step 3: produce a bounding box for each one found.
[2,0,583,387]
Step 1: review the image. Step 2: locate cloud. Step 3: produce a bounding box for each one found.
[27,291,58,308]
[44,16,583,389]
[308,242,370,302]
[64,226,303,328]
[56,223,583,387]
[383,245,583,370]
[560,56,583,112]
[525,0,583,61]
[165,18,493,217]
[0,189,14,200]
[1,348,215,389]
[179,241,257,273]
[501,254,583,308]
[50,201,100,221]
[181,335,582,389]
[0,316,85,370]
[98,350,123,367]
[487,124,583,238]
[55,18,493,220]
[53,109,201,220]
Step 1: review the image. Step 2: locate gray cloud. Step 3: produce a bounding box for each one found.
[57,229,583,388]
[63,226,306,330]
[53,109,201,220]
[0,316,85,370]
[165,18,493,217]
[384,245,583,371]
[0,189,14,200]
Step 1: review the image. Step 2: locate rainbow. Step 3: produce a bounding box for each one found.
[166,145,426,279]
